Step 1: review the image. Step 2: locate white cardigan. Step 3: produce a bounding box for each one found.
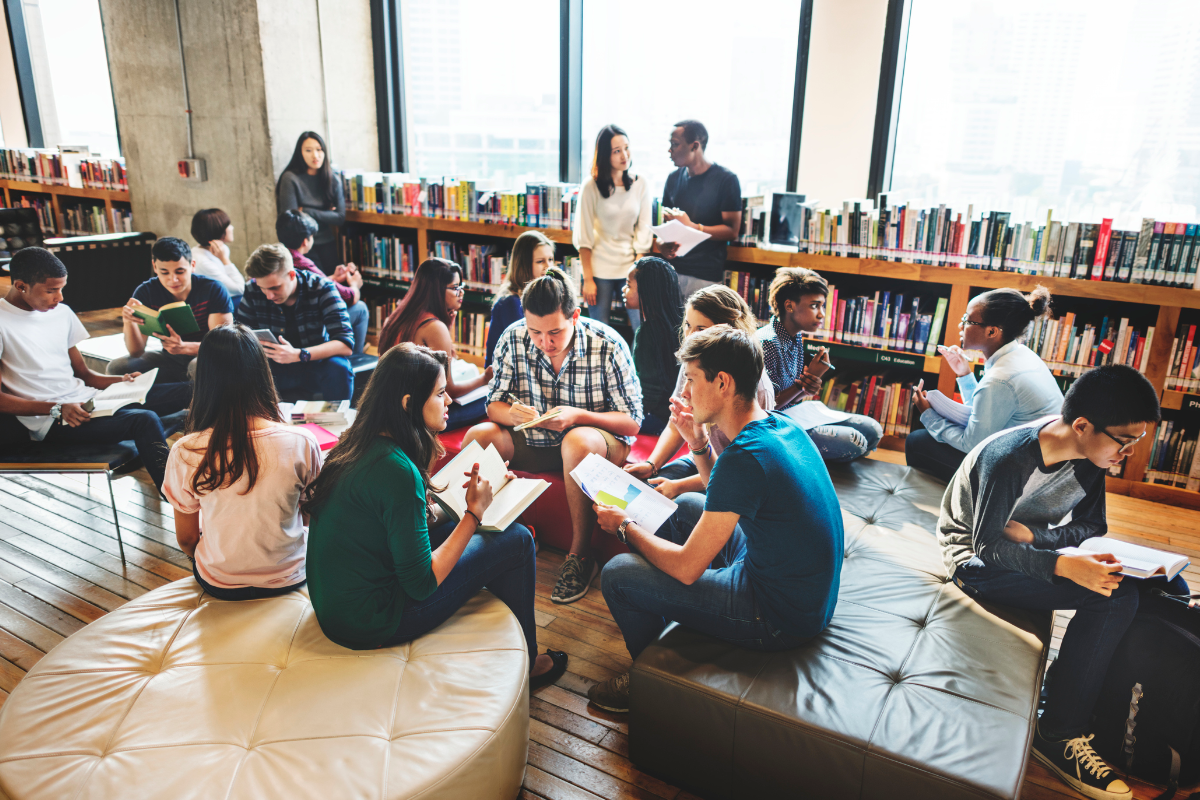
[572,175,653,280]
[192,248,245,297]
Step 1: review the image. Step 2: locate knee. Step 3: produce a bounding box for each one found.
[861,418,883,447]
[126,409,165,436]
[676,492,706,518]
[464,421,503,447]
[601,553,645,599]
[106,356,131,375]
[561,427,606,461]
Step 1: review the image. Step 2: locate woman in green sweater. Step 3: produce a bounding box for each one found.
[304,343,567,687]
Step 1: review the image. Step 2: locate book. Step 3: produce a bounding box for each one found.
[925,297,949,355]
[291,400,350,425]
[432,440,550,532]
[569,452,678,535]
[297,423,338,451]
[1058,538,1189,581]
[84,369,158,417]
[132,302,199,338]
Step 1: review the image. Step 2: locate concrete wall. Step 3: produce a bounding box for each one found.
[99,0,377,269]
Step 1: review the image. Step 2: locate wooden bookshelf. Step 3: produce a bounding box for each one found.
[342,212,1200,509]
[0,178,132,238]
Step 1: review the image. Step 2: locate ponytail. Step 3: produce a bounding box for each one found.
[521,267,578,318]
[978,285,1052,343]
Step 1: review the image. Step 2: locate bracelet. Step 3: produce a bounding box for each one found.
[641,460,658,477]
[689,439,712,456]
[464,509,482,527]
[697,223,704,234]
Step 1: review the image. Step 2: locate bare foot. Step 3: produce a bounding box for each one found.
[532,653,555,677]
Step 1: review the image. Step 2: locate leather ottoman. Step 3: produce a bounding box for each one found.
[629,459,1052,800]
[0,580,530,799]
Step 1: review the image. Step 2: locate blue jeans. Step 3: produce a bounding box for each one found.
[383,520,540,662]
[347,301,369,355]
[806,414,883,462]
[270,356,353,401]
[602,493,811,660]
[592,277,641,331]
[447,396,487,429]
[905,428,966,482]
[639,412,668,436]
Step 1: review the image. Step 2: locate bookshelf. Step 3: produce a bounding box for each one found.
[341,211,1200,509]
[0,179,132,238]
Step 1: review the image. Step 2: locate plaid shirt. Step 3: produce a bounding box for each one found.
[488,316,643,446]
[755,315,806,410]
[236,269,353,351]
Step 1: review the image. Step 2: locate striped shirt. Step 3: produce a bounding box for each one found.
[755,315,806,410]
[488,316,643,446]
[236,269,353,351]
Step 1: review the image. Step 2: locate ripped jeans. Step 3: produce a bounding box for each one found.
[806,414,883,462]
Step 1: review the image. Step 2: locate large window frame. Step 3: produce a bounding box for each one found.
[372,0,813,189]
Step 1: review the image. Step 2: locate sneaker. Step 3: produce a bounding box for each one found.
[552,554,597,604]
[588,671,630,713]
[1032,724,1131,800]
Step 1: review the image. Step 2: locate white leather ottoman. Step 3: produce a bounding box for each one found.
[0,580,529,800]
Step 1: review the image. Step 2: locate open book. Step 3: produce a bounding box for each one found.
[84,369,158,418]
[431,440,549,532]
[1058,538,1190,580]
[133,302,199,337]
[569,452,678,535]
[926,389,971,427]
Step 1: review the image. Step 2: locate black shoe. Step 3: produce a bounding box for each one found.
[1032,723,1131,800]
[530,649,568,691]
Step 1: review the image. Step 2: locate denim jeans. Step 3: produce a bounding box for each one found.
[269,355,354,401]
[382,520,540,663]
[954,557,1145,738]
[905,428,967,482]
[806,414,883,462]
[447,396,487,429]
[658,456,696,481]
[591,277,640,331]
[602,493,811,661]
[347,300,369,355]
[639,412,668,436]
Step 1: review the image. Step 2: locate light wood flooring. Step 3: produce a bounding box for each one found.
[0,306,1195,799]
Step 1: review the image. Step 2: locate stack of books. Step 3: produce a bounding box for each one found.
[819,376,917,438]
[290,400,350,426]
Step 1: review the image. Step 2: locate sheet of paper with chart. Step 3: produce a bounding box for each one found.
[569,452,678,534]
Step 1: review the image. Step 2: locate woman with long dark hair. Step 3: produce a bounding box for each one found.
[622,257,683,434]
[485,230,555,366]
[573,124,652,332]
[379,258,492,427]
[163,324,323,600]
[304,343,567,686]
[277,130,346,271]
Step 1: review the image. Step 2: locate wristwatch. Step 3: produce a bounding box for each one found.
[299,349,312,363]
[49,403,62,422]
[616,518,633,545]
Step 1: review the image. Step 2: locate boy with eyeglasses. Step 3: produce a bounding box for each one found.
[939,364,1173,800]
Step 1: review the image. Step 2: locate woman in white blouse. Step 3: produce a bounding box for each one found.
[573,124,652,332]
[190,208,245,305]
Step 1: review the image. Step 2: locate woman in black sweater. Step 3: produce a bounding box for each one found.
[276,131,346,271]
[623,256,683,435]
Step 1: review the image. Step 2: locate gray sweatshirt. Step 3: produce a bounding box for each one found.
[939,418,1107,583]
[277,170,346,245]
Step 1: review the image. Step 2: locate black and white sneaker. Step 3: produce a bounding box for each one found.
[1032,724,1131,800]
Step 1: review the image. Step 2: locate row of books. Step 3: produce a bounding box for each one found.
[1142,420,1200,490]
[1165,322,1200,392]
[0,148,128,191]
[11,196,54,234]
[59,205,133,237]
[366,296,490,357]
[816,376,918,437]
[340,171,580,230]
[431,240,508,288]
[343,232,419,283]
[1025,313,1155,377]
[767,198,1200,286]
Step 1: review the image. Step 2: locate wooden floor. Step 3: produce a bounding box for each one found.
[0,306,1196,799]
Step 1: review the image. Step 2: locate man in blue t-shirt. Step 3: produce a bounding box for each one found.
[589,326,844,713]
[109,237,234,383]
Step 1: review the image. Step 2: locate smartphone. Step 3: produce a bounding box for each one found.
[253,328,279,344]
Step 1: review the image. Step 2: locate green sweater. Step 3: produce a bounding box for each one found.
[307,438,438,649]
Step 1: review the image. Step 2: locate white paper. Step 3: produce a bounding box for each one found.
[781,401,855,431]
[1059,537,1190,581]
[926,390,971,427]
[89,369,158,417]
[650,219,712,258]
[453,384,490,406]
[434,440,511,519]
[569,452,678,535]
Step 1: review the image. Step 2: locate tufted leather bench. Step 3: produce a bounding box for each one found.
[628,459,1052,800]
[0,579,530,799]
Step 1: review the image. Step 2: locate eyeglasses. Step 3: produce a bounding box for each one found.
[1100,428,1147,455]
[447,285,465,295]
[960,314,985,328]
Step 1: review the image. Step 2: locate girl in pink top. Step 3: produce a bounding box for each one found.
[164,324,323,600]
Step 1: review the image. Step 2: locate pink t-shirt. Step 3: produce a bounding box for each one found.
[164,424,323,589]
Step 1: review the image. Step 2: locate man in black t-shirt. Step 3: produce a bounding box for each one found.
[655,120,742,298]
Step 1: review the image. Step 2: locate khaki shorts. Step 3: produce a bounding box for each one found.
[507,426,625,473]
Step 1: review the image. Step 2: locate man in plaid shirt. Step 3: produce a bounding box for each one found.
[236,244,354,400]
[465,268,643,604]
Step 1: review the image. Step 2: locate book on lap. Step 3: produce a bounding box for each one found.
[84,369,158,417]
[1058,537,1190,581]
[133,302,199,337]
[431,440,549,532]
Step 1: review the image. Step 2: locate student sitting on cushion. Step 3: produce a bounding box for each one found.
[109,236,235,383]
[304,342,567,689]
[276,209,368,355]
[236,243,354,401]
[164,324,322,601]
[621,256,684,436]
[189,208,245,305]
[589,326,843,713]
[910,285,1064,482]
[939,365,1179,800]
[755,266,881,462]
[625,284,774,497]
[0,247,191,491]
[463,268,643,605]
[486,230,556,367]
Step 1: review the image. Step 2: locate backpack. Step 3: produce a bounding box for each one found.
[1091,590,1200,800]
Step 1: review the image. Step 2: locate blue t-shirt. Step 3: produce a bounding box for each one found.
[485,294,523,367]
[132,274,233,343]
[706,412,844,637]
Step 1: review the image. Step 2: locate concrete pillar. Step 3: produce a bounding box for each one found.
[98,0,377,269]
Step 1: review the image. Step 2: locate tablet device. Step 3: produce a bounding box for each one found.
[252,329,279,344]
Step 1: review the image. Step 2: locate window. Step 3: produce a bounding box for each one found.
[400,0,559,185]
[19,0,121,155]
[580,0,801,198]
[888,0,1200,225]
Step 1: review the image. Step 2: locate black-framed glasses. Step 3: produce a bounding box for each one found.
[1100,428,1147,455]
[960,313,985,327]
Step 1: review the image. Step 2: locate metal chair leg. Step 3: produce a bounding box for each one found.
[106,471,126,565]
